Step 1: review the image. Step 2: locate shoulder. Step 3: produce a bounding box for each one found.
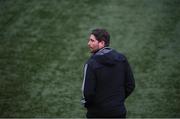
[111,50,127,61]
[86,57,103,69]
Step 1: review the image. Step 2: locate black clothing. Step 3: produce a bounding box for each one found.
[86,111,126,118]
[82,47,135,118]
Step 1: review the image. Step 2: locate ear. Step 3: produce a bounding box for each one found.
[99,40,105,48]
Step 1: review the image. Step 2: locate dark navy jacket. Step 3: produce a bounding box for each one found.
[81,47,135,117]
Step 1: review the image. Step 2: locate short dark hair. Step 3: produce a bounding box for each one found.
[91,28,110,47]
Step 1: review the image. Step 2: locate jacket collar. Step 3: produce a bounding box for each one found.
[94,47,112,56]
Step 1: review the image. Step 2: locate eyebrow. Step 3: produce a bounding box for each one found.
[88,38,93,41]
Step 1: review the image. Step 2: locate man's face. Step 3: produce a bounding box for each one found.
[88,34,100,53]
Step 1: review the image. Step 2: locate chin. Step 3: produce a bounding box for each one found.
[90,50,94,53]
[89,49,94,53]
[90,49,98,53]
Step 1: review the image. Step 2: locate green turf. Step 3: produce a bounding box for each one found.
[0,0,180,118]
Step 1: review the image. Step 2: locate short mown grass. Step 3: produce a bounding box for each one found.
[0,0,180,117]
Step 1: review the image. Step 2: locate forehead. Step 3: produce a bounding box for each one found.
[89,34,97,40]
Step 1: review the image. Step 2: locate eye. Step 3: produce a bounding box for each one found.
[90,39,95,42]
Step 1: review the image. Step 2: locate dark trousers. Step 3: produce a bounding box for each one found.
[86,112,126,118]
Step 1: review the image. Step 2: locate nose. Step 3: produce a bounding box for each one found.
[88,41,90,46]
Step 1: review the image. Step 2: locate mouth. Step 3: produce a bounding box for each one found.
[88,47,94,52]
[88,46,92,50]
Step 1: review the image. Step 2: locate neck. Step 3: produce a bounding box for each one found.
[92,46,108,54]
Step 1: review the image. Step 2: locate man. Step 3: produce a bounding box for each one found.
[81,28,135,118]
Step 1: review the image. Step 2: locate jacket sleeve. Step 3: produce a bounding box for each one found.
[124,59,135,98]
[82,64,96,108]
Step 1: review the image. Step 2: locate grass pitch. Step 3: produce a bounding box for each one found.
[0,0,180,117]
